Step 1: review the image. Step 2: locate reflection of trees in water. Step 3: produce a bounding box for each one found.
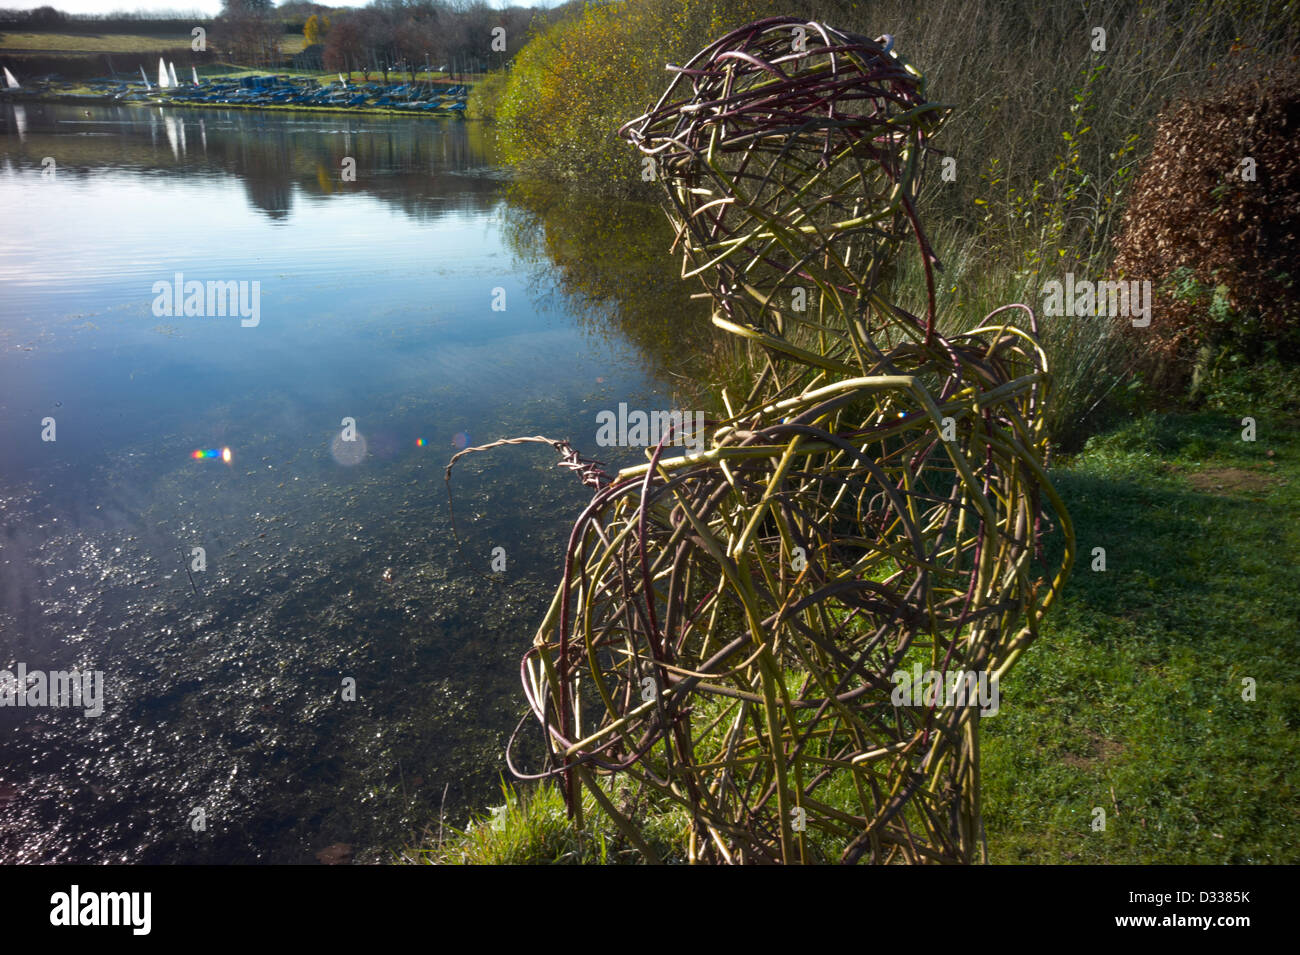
[229,118,296,220]
[3,104,500,221]
[6,107,727,393]
[500,179,722,406]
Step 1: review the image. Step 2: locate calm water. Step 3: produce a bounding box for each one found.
[0,102,705,862]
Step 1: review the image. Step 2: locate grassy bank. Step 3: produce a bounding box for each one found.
[411,409,1300,864]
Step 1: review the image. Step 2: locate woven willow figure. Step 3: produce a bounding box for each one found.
[513,17,1074,864]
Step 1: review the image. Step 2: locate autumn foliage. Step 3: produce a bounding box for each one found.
[1111,67,1300,384]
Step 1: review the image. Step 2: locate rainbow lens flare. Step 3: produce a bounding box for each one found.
[192,447,233,463]
[415,438,426,447]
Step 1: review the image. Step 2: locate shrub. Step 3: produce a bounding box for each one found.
[466,67,509,120]
[493,0,791,192]
[1111,66,1300,391]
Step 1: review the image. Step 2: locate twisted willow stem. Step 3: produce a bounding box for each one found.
[472,16,1074,864]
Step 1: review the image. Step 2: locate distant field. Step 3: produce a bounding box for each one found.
[0,31,308,55]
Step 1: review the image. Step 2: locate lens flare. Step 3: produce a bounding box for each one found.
[191,447,232,463]
[189,446,231,462]
[330,432,366,466]
[415,438,426,447]
[451,431,471,450]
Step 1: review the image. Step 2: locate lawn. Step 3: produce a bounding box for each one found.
[981,410,1300,863]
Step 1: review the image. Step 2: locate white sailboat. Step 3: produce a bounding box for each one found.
[168,61,179,88]
[3,67,19,90]
[158,58,169,88]
[140,65,152,89]
[192,66,200,86]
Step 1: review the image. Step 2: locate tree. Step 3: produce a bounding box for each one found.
[396,7,439,82]
[323,15,364,80]
[355,6,399,84]
[220,0,281,68]
[29,6,66,28]
[304,14,322,46]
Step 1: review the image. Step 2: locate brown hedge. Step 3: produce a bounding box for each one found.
[1111,65,1300,384]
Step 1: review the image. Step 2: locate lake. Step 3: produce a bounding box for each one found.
[0,102,707,863]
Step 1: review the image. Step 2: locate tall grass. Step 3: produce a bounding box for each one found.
[485,0,1296,208]
[888,221,1138,452]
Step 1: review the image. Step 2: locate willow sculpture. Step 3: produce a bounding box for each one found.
[501,17,1074,864]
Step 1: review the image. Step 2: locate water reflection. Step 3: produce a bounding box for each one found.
[500,179,719,400]
[0,103,499,221]
[0,104,713,863]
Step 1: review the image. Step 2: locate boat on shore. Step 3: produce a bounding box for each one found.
[8,71,472,117]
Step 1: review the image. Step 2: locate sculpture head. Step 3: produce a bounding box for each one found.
[620,16,948,345]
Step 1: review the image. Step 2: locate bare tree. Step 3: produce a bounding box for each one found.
[220,0,281,69]
[323,15,364,80]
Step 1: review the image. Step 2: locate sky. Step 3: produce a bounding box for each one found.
[1,0,560,14]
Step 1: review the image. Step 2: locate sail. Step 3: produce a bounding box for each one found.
[158,58,169,88]
[3,67,19,90]
[140,65,151,88]
[192,66,200,86]
[168,62,179,88]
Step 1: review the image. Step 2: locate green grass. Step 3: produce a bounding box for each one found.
[982,410,1300,863]
[402,779,690,865]
[0,32,195,52]
[415,410,1300,863]
[0,31,309,55]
